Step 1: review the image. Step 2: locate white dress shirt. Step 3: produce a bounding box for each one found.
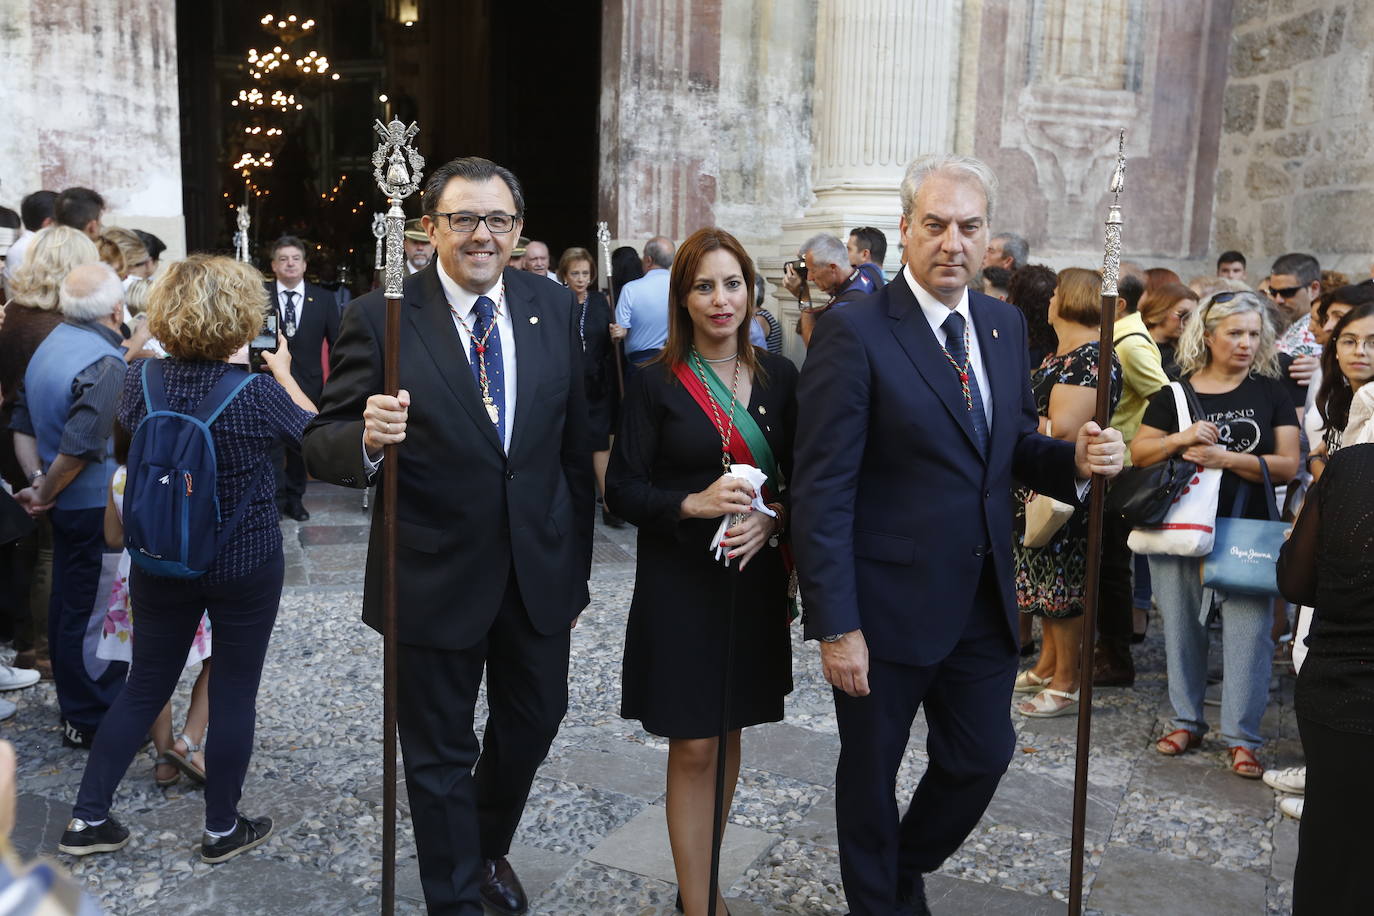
[275,279,307,333]
[363,264,520,472]
[904,265,993,429]
[436,262,518,452]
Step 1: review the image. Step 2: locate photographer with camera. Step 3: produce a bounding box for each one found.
[784,234,873,348]
[58,255,317,865]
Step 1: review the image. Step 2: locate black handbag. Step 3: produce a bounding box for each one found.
[1106,381,1205,527]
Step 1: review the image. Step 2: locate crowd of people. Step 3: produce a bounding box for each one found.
[0,150,1368,916]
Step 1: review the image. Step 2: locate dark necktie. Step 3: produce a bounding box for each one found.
[282,290,298,338]
[941,310,989,455]
[470,295,505,444]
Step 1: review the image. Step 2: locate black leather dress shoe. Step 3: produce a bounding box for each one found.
[286,501,310,522]
[480,857,528,915]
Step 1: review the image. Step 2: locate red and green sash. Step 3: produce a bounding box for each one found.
[673,361,779,495]
[674,360,798,619]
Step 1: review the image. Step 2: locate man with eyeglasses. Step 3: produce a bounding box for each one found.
[303,157,592,916]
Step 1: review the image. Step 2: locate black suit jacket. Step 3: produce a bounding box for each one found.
[301,265,594,650]
[793,279,1080,667]
[265,280,339,401]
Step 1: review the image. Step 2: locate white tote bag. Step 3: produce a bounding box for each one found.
[1127,382,1222,557]
[1022,421,1075,548]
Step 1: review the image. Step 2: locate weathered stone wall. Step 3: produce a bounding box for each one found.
[965,0,1233,271]
[599,0,815,246]
[1215,0,1374,278]
[0,0,185,258]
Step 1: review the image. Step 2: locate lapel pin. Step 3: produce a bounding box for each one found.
[758,405,767,415]
[529,316,539,325]
[992,328,999,339]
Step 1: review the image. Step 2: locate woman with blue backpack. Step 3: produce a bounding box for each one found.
[58,255,318,864]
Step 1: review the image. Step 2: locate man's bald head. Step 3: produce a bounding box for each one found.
[643,236,674,271]
[524,240,550,274]
[59,262,124,324]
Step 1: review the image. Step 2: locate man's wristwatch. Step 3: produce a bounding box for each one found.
[820,632,850,643]
[28,469,45,484]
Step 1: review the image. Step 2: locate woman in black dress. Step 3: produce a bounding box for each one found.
[607,227,795,916]
[558,247,620,523]
[1278,441,1374,915]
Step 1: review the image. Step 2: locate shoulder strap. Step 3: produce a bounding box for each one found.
[1169,381,1190,430]
[141,358,166,414]
[1117,331,1150,346]
[1230,455,1280,519]
[192,369,258,425]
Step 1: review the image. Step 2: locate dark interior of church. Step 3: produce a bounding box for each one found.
[176,0,602,290]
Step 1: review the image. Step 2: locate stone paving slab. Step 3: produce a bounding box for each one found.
[11,792,71,861]
[171,856,368,915]
[981,765,1121,841]
[742,722,838,786]
[394,841,579,912]
[1270,812,1299,882]
[298,523,371,547]
[585,804,777,887]
[539,742,668,801]
[1129,743,1275,814]
[1087,843,1269,916]
[926,873,1066,914]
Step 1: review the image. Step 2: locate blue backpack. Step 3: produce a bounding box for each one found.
[124,361,261,578]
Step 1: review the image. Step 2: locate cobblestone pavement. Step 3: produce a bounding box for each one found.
[6,483,1298,915]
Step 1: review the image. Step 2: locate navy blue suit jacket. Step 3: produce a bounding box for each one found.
[793,277,1080,667]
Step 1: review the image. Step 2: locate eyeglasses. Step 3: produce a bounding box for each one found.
[431,211,519,234]
[1265,285,1306,300]
[1336,334,1374,353]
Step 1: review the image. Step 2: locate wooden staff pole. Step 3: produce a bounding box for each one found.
[1068,129,1126,915]
[371,119,424,915]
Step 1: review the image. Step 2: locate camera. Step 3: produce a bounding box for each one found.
[784,259,808,282]
[248,313,279,373]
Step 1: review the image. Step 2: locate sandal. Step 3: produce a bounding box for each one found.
[165,733,207,784]
[1016,688,1079,718]
[154,754,181,788]
[1155,728,1202,756]
[1227,746,1264,779]
[1013,669,1050,695]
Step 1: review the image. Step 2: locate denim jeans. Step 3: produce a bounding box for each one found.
[1149,553,1273,750]
[73,551,285,832]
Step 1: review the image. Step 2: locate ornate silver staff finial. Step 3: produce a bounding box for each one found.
[371,213,387,271]
[596,220,612,287]
[1101,129,1126,297]
[371,118,425,299]
[234,198,251,263]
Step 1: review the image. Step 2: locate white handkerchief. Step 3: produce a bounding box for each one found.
[709,464,776,566]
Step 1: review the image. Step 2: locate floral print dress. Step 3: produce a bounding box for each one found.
[1012,342,1122,619]
[97,466,212,666]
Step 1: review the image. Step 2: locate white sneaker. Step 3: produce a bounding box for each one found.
[0,698,15,721]
[0,663,39,691]
[1263,765,1306,795]
[1279,797,1304,820]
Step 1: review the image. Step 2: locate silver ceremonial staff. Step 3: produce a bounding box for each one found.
[1069,129,1126,915]
[370,117,424,916]
[234,191,251,263]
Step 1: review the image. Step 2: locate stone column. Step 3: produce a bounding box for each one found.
[768,0,961,363]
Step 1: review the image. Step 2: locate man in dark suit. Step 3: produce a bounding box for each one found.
[792,154,1124,916]
[302,157,592,915]
[266,235,339,520]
